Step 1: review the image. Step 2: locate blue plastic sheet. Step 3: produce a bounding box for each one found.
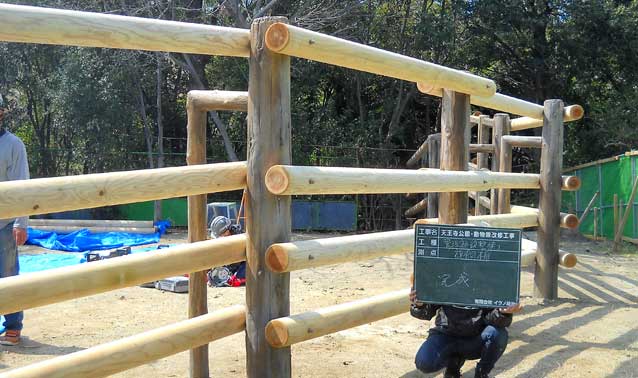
[25,220,171,252]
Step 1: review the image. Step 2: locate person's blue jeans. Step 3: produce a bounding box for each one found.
[0,222,23,331]
[415,326,508,374]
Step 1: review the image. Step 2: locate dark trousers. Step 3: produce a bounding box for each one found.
[415,326,508,375]
[0,222,23,331]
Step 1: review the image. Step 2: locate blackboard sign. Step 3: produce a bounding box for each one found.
[413,223,521,308]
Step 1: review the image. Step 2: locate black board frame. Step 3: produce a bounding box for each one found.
[413,223,522,308]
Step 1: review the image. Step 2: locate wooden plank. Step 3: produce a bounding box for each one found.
[0,3,250,57]
[502,135,542,148]
[188,90,248,112]
[469,144,495,153]
[264,24,496,97]
[613,177,638,251]
[0,236,246,315]
[427,134,441,218]
[496,114,512,214]
[186,84,210,378]
[534,99,564,300]
[246,16,292,378]
[438,90,470,224]
[614,194,619,236]
[563,155,621,173]
[593,207,599,239]
[0,306,246,378]
[0,162,247,220]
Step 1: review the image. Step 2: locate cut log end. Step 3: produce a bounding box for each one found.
[560,252,578,268]
[416,82,438,95]
[265,166,290,195]
[265,320,288,348]
[566,105,584,121]
[562,176,581,191]
[562,213,579,229]
[265,22,290,52]
[265,245,289,273]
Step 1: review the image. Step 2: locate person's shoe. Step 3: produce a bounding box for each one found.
[444,356,465,378]
[0,330,21,346]
[474,366,490,378]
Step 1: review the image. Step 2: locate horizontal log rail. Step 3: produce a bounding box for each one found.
[264,23,496,97]
[264,165,581,195]
[469,115,495,127]
[187,90,248,112]
[510,205,579,230]
[510,105,584,131]
[502,135,542,148]
[266,211,541,274]
[0,235,246,315]
[266,289,410,348]
[0,161,247,219]
[470,143,496,154]
[416,212,539,228]
[0,306,246,378]
[266,229,414,273]
[521,239,577,268]
[419,83,583,122]
[0,4,250,57]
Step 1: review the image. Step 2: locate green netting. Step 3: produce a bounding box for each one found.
[565,154,638,239]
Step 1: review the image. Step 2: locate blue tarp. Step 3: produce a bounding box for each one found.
[25,221,171,252]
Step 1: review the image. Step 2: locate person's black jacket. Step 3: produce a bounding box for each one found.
[410,303,512,337]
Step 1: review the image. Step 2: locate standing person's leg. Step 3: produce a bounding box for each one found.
[0,223,23,345]
[415,331,461,375]
[456,326,509,377]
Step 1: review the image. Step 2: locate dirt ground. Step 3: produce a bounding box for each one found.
[1,229,637,378]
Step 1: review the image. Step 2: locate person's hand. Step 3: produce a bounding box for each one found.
[499,303,523,314]
[409,288,424,307]
[13,227,27,246]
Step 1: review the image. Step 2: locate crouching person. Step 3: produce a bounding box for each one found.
[409,288,521,378]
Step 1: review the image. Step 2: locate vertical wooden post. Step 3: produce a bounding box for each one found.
[491,113,508,214]
[475,115,490,215]
[534,99,564,300]
[497,114,512,214]
[427,133,441,218]
[613,194,619,236]
[246,17,292,378]
[186,95,209,377]
[439,90,470,224]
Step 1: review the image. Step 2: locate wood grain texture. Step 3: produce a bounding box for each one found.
[0,235,246,315]
[491,114,509,214]
[266,229,414,273]
[265,289,410,348]
[264,23,496,97]
[510,105,584,131]
[496,114,512,214]
[439,90,470,224]
[0,3,250,56]
[405,199,428,217]
[188,90,248,112]
[0,162,246,219]
[263,165,582,195]
[474,116,490,215]
[186,83,209,378]
[245,17,292,378]
[427,134,441,218]
[534,99,564,300]
[0,306,246,378]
